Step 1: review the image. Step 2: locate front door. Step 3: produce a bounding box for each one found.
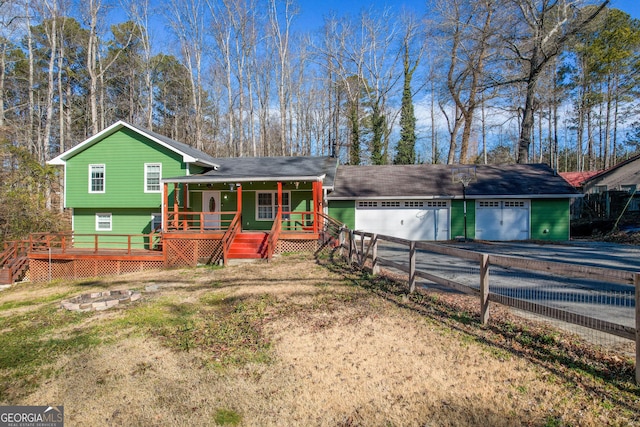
[202,191,221,229]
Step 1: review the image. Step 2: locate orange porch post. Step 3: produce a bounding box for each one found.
[173,183,179,229]
[312,181,319,234]
[163,182,169,231]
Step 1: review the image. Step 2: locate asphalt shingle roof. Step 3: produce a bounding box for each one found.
[328,163,578,199]
[166,156,338,187]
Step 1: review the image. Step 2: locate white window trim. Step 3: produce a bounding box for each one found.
[144,163,162,193]
[255,191,291,221]
[89,164,105,194]
[95,213,112,231]
[151,212,162,232]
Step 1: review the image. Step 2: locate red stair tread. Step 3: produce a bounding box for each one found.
[228,233,268,259]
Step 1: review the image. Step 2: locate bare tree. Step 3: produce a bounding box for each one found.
[167,0,206,150]
[432,0,499,164]
[499,0,610,163]
[268,0,296,156]
[123,0,154,129]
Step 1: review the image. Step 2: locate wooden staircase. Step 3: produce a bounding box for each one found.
[227,232,269,259]
[0,241,29,285]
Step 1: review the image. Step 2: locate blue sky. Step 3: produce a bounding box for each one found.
[294,0,640,32]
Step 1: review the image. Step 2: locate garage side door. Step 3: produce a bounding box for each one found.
[355,200,449,241]
[475,200,529,241]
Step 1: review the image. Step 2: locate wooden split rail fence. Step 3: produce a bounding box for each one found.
[339,229,640,384]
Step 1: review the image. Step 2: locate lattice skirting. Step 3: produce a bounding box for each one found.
[164,238,223,268]
[276,239,318,254]
[29,259,165,283]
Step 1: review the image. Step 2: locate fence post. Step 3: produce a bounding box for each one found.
[480,254,490,325]
[635,273,640,385]
[348,230,354,264]
[359,233,365,267]
[372,234,379,275]
[409,241,416,293]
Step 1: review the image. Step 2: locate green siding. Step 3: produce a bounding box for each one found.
[187,182,316,231]
[530,199,570,241]
[65,127,185,209]
[328,200,356,230]
[73,208,158,248]
[450,200,475,240]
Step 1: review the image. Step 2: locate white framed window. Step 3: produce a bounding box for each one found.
[479,201,500,208]
[89,164,105,193]
[151,213,162,232]
[256,191,290,220]
[426,201,448,207]
[381,201,401,208]
[621,184,636,193]
[95,213,112,231]
[145,163,162,193]
[357,201,378,208]
[404,201,425,208]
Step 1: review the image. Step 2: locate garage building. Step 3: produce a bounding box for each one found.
[327,163,579,242]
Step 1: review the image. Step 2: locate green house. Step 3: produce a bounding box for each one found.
[48,121,338,262]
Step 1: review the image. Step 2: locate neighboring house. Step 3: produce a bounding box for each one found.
[581,153,640,195]
[562,154,640,220]
[327,163,579,241]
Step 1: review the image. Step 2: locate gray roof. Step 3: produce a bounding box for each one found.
[166,156,338,187]
[328,163,579,199]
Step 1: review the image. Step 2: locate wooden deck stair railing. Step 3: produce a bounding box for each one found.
[266,209,283,260]
[222,212,241,265]
[317,213,346,251]
[0,240,30,284]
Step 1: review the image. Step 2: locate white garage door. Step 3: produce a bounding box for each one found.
[475,200,530,241]
[355,200,449,241]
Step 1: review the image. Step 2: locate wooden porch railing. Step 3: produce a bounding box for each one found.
[267,209,283,260]
[28,232,163,254]
[166,211,235,232]
[279,211,316,232]
[0,240,30,283]
[221,212,241,265]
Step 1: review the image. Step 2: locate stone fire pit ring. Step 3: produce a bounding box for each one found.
[61,290,141,312]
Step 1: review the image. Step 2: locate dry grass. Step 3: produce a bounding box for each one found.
[0,252,638,426]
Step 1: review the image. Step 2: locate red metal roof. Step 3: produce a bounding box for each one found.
[559,171,602,187]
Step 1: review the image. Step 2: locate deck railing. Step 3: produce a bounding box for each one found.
[267,209,283,260]
[0,240,30,283]
[166,211,236,232]
[222,212,241,265]
[28,232,163,253]
[279,211,316,233]
[1,240,29,267]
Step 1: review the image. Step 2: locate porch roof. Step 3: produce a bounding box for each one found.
[164,156,338,188]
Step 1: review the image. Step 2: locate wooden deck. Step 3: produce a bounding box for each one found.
[23,224,325,283]
[29,248,164,262]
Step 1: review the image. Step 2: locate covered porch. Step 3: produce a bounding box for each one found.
[161,175,326,265]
